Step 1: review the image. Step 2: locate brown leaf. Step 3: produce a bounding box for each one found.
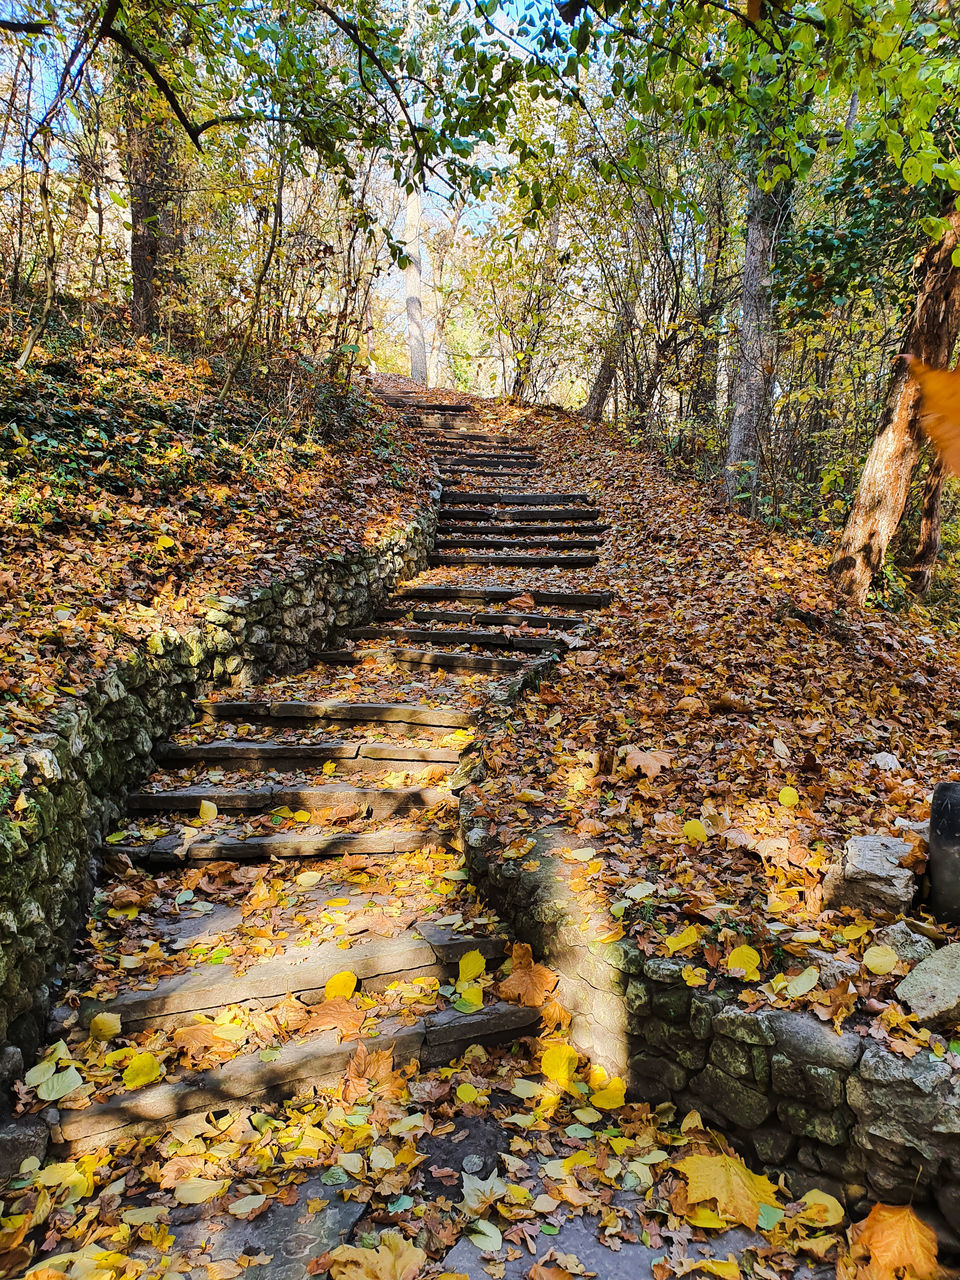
[497,943,559,1008]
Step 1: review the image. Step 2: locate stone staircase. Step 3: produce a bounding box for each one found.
[38,393,610,1161]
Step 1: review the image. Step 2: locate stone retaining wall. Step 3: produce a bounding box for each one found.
[0,500,437,1074]
[458,668,960,1235]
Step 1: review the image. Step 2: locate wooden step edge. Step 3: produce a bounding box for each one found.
[197,700,475,729]
[127,783,453,815]
[377,608,588,630]
[71,930,508,1031]
[427,554,600,568]
[313,647,528,674]
[442,492,592,504]
[434,539,603,551]
[54,1003,541,1153]
[107,826,449,867]
[345,627,565,652]
[396,586,613,607]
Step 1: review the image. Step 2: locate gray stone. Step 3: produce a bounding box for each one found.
[772,1054,844,1110]
[0,1114,49,1178]
[777,1100,850,1147]
[640,1017,708,1069]
[896,944,960,1026]
[766,1009,863,1071]
[751,1125,796,1165]
[712,1006,775,1046]
[822,834,916,914]
[625,978,650,1017]
[688,1064,775,1127]
[875,921,937,967]
[627,1049,688,1098]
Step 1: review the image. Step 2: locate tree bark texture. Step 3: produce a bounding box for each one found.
[583,299,635,422]
[908,458,946,596]
[404,185,427,386]
[830,205,960,605]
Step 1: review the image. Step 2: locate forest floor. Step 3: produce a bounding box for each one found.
[1,374,956,1279]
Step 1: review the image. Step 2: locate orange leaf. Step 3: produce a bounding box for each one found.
[908,357,960,475]
[853,1203,938,1280]
[508,592,535,609]
[300,997,365,1042]
[497,943,559,1008]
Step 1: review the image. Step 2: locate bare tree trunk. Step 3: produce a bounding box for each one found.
[583,299,634,422]
[724,172,792,503]
[404,185,427,385]
[830,206,960,605]
[364,296,376,370]
[908,458,946,596]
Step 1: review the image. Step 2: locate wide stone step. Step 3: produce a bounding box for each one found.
[396,584,611,607]
[441,490,592,504]
[379,396,472,412]
[128,782,451,817]
[155,740,461,769]
[439,506,602,522]
[437,522,607,537]
[111,825,445,866]
[377,606,587,629]
[73,923,506,1032]
[198,699,475,729]
[55,1002,541,1153]
[440,464,541,476]
[345,626,567,652]
[315,647,527,674]
[428,552,600,568]
[434,453,538,464]
[435,536,602,551]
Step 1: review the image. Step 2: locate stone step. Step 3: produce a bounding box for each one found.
[315,647,527,674]
[439,506,601,522]
[379,396,472,412]
[441,491,592,504]
[396,584,611,607]
[377,606,587,630]
[111,825,445,867]
[434,452,538,463]
[55,1002,541,1153]
[439,464,541,475]
[345,626,567,652]
[155,740,461,769]
[428,552,600,568]
[435,536,602,551]
[197,700,475,729]
[72,923,506,1032]
[128,782,452,817]
[437,523,607,537]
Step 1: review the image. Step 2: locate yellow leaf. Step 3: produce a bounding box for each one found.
[122,1051,162,1090]
[456,1083,479,1103]
[458,949,486,983]
[785,966,820,997]
[89,1012,121,1041]
[296,871,323,888]
[683,819,707,844]
[676,1259,740,1279]
[156,535,175,550]
[294,810,311,823]
[682,965,708,987]
[541,1043,579,1093]
[326,1230,426,1280]
[664,925,699,956]
[685,1206,727,1229]
[796,1188,845,1227]
[854,1202,938,1280]
[589,1077,625,1109]
[725,945,761,982]
[456,984,483,1012]
[675,1153,780,1230]
[199,799,218,822]
[862,945,898,976]
[841,921,873,941]
[175,1177,230,1204]
[778,786,799,808]
[324,971,358,1001]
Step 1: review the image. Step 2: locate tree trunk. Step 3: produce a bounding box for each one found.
[583,299,634,422]
[724,172,792,503]
[15,132,56,370]
[404,185,427,386]
[830,206,960,605]
[908,458,946,596]
[120,58,178,335]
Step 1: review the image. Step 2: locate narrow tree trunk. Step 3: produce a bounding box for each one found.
[830,206,960,605]
[15,133,56,370]
[364,296,377,370]
[724,173,791,503]
[404,185,427,386]
[908,458,946,596]
[583,299,634,422]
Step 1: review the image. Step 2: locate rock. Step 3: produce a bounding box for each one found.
[872,752,902,772]
[896,943,960,1026]
[765,1010,863,1072]
[875,921,936,967]
[0,1115,49,1179]
[822,834,916,914]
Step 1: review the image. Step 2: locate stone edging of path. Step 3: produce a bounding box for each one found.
[458,663,960,1235]
[0,494,438,1069]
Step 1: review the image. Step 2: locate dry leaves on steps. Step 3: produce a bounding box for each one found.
[496,942,558,1007]
[844,1203,938,1280]
[314,1231,426,1279]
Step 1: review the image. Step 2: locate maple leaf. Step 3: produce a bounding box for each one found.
[851,1203,938,1280]
[908,357,960,474]
[540,998,571,1033]
[528,1266,575,1280]
[508,592,535,609]
[624,748,671,779]
[325,1231,426,1280]
[497,943,558,1007]
[674,1153,781,1230]
[300,997,365,1042]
